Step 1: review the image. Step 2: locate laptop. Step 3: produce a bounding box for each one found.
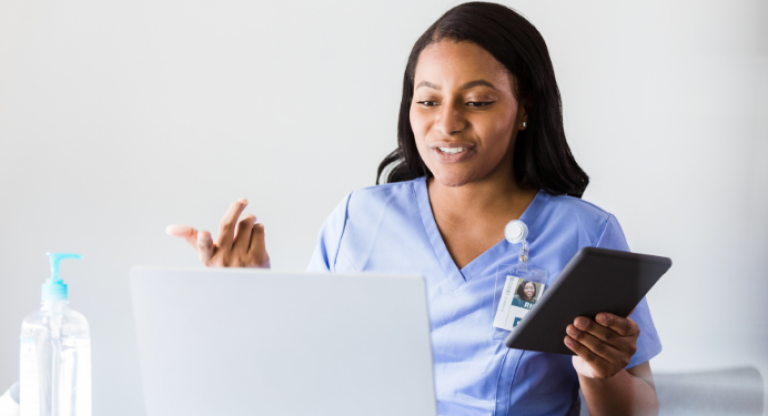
[130,267,437,416]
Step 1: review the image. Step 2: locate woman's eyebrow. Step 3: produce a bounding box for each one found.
[461,80,498,90]
[415,80,498,91]
[416,81,440,90]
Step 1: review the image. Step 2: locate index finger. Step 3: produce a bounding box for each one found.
[166,224,199,249]
[217,198,249,248]
[596,313,638,337]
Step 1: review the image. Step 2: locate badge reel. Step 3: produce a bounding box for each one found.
[491,220,549,340]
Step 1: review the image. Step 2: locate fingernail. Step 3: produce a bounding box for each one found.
[564,337,573,347]
[239,198,248,204]
[574,318,587,329]
[566,326,578,336]
[597,314,609,324]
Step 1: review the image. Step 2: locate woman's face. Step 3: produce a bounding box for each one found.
[524,282,535,299]
[410,40,525,187]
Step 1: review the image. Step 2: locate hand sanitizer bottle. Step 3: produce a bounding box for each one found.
[20,253,91,416]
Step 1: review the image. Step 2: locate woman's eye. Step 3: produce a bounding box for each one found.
[467,101,495,107]
[416,101,439,107]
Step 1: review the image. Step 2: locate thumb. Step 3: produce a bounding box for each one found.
[197,230,214,265]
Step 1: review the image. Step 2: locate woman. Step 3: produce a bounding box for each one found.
[167,2,661,415]
[515,280,538,304]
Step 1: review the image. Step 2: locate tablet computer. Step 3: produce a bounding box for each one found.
[504,247,672,355]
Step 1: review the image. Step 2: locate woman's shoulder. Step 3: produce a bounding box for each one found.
[546,191,610,212]
[349,178,421,199]
[344,178,423,212]
[536,192,623,248]
[309,179,425,272]
[320,178,423,236]
[541,192,615,224]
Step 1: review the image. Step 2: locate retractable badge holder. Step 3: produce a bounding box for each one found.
[491,220,549,339]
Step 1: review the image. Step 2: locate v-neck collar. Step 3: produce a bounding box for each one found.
[413,176,546,290]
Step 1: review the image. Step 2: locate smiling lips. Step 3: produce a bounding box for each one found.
[431,143,475,163]
[438,146,465,154]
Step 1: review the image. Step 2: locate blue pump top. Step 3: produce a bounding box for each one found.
[42,253,82,302]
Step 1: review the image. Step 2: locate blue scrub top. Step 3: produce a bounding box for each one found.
[307,177,662,416]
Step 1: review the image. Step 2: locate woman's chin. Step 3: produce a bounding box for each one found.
[431,170,479,188]
[432,176,470,188]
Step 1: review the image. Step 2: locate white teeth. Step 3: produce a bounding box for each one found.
[438,147,465,154]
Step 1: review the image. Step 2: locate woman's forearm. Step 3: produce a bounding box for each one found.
[580,365,658,416]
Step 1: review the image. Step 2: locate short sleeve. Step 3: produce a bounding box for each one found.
[595,214,663,368]
[306,193,351,273]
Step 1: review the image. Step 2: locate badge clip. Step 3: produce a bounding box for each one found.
[491,220,548,339]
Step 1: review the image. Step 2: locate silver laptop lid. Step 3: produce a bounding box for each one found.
[130,267,436,416]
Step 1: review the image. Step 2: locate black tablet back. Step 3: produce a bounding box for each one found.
[504,247,672,355]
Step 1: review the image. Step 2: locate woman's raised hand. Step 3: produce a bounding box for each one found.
[165,198,270,268]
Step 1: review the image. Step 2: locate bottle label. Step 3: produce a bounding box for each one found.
[19,337,39,416]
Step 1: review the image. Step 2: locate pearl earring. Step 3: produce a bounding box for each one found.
[522,121,527,129]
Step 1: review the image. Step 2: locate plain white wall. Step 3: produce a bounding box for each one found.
[1,0,766,414]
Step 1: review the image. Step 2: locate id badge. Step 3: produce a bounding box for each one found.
[491,264,548,339]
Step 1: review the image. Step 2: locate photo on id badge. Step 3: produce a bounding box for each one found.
[493,277,546,333]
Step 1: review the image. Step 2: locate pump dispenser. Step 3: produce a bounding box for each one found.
[41,253,80,302]
[20,253,91,416]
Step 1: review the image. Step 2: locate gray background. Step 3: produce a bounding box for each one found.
[1,0,766,414]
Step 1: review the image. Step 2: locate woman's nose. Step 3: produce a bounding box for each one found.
[434,102,466,136]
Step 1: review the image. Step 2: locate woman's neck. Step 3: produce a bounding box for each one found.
[426,168,538,269]
[428,170,536,223]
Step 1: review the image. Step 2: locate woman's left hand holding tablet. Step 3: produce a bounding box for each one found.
[165,198,271,268]
[564,313,639,379]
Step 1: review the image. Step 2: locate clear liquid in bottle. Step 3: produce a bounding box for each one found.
[20,253,91,416]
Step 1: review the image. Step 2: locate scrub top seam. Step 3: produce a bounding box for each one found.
[507,350,525,413]
[593,213,613,248]
[359,190,398,271]
[337,248,359,273]
[491,347,509,416]
[497,349,525,416]
[331,191,353,272]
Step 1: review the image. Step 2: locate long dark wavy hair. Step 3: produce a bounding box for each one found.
[376,2,589,197]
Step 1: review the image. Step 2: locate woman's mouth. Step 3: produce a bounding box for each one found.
[438,146,466,154]
[431,143,475,163]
